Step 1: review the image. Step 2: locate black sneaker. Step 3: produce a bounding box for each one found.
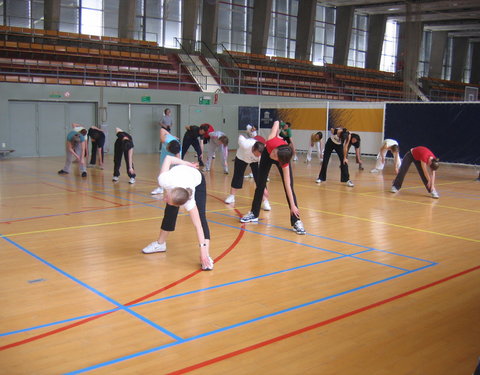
[58,170,68,174]
[81,172,87,177]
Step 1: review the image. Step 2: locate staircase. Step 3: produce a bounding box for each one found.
[177,54,223,93]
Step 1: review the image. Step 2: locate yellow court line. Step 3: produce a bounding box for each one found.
[296,182,480,214]
[0,206,244,238]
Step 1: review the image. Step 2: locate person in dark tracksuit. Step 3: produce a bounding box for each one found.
[87,126,105,169]
[112,128,136,184]
[316,127,354,187]
[181,124,210,167]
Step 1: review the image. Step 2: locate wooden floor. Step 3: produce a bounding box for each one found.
[0,153,479,375]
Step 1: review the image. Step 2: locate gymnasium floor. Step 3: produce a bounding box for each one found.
[0,152,479,374]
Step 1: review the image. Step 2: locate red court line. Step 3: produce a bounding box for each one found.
[166,265,480,375]
[0,205,245,351]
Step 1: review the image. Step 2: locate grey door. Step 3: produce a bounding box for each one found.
[38,102,66,157]
[9,101,37,157]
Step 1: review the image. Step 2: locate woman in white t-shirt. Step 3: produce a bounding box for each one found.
[142,155,213,271]
[224,135,270,210]
[370,139,401,174]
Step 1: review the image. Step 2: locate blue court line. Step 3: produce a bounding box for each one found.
[65,262,436,374]
[1,235,182,341]
[0,229,434,338]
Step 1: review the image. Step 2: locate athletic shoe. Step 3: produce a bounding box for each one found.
[81,172,87,178]
[224,169,229,175]
[129,177,136,184]
[112,176,119,182]
[58,170,68,174]
[292,220,306,235]
[95,165,104,170]
[142,241,166,254]
[293,155,298,161]
[315,178,324,184]
[390,186,398,193]
[346,180,354,187]
[224,194,235,204]
[370,168,379,173]
[151,187,163,195]
[87,164,95,168]
[240,212,258,223]
[244,173,253,179]
[431,190,439,199]
[202,168,210,172]
[261,200,271,211]
[202,256,214,271]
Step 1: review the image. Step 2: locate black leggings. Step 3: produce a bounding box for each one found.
[231,157,259,189]
[317,138,350,182]
[113,140,135,178]
[181,135,204,166]
[160,174,210,239]
[392,151,432,192]
[251,148,299,226]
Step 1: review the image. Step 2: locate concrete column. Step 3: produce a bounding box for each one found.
[201,0,219,53]
[295,0,316,61]
[182,0,200,53]
[428,31,448,79]
[118,0,136,39]
[333,6,354,65]
[451,37,468,82]
[251,0,273,55]
[365,14,386,70]
[470,42,480,84]
[44,0,60,32]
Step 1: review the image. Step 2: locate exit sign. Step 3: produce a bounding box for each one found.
[141,96,151,102]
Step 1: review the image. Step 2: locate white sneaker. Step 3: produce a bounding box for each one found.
[202,256,214,271]
[261,200,271,211]
[129,177,136,184]
[202,168,210,172]
[151,187,163,195]
[293,155,298,161]
[390,186,398,193]
[346,180,354,187]
[315,178,324,184]
[142,241,166,254]
[87,164,95,168]
[95,165,104,170]
[431,190,439,199]
[224,195,235,204]
[224,169,229,175]
[244,173,253,179]
[292,220,306,235]
[240,212,258,223]
[370,168,379,173]
[112,176,119,182]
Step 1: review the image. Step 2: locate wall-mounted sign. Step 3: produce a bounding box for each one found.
[199,95,211,105]
[141,96,151,102]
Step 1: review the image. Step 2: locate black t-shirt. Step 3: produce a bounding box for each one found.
[349,133,360,149]
[116,131,134,150]
[185,125,203,139]
[88,128,105,146]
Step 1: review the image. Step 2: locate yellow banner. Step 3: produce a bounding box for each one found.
[277,108,327,130]
[328,108,383,132]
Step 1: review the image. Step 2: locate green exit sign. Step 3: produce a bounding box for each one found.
[199,96,211,105]
[141,96,151,102]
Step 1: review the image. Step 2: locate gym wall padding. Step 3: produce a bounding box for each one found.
[385,103,480,165]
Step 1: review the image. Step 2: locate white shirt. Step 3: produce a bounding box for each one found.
[158,165,202,211]
[236,135,259,164]
[383,139,398,148]
[209,130,225,145]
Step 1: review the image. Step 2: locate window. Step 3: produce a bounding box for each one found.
[60,0,79,33]
[417,30,431,78]
[441,37,453,80]
[312,4,335,65]
[347,13,367,68]
[137,0,182,46]
[379,19,398,72]
[4,0,43,29]
[217,0,253,53]
[81,0,102,36]
[267,0,298,58]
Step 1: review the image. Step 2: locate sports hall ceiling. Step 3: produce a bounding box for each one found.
[317,0,480,42]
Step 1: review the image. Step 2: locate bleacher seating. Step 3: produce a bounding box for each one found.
[0,26,200,90]
[420,77,480,101]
